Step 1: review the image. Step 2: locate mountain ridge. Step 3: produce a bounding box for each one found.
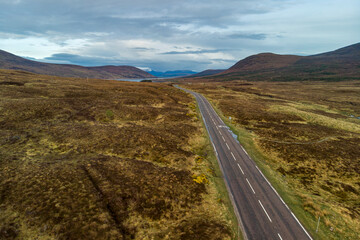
[0,50,154,79]
[206,42,360,81]
[185,69,225,78]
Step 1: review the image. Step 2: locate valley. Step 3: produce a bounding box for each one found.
[1,0,359,239]
[1,43,359,240]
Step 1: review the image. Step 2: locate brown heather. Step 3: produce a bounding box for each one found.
[0,70,233,239]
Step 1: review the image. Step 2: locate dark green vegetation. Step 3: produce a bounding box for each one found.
[0,69,234,239]
[0,50,154,79]
[183,43,360,82]
[185,81,360,239]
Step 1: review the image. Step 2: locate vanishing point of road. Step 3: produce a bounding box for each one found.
[177,86,313,240]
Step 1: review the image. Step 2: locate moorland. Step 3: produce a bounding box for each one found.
[0,69,236,240]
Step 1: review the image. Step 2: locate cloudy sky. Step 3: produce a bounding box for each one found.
[0,0,359,71]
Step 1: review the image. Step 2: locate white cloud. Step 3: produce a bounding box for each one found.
[137,66,152,71]
[0,37,90,58]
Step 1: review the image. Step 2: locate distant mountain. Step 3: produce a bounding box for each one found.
[185,69,225,78]
[225,53,302,73]
[210,43,360,81]
[0,50,154,79]
[148,70,197,78]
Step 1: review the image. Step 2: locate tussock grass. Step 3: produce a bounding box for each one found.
[270,104,360,133]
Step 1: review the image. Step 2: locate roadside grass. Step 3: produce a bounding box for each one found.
[190,96,242,240]
[183,80,360,240]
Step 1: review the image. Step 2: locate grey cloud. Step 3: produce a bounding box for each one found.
[42,52,220,71]
[161,49,223,55]
[211,59,237,63]
[0,0,275,38]
[228,33,267,40]
[1,0,358,72]
[132,47,156,51]
[44,53,121,66]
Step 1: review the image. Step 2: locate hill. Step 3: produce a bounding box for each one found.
[208,43,360,81]
[0,50,154,79]
[185,69,225,78]
[225,53,302,73]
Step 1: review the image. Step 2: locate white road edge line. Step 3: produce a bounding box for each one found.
[241,146,249,156]
[180,88,312,240]
[226,142,230,150]
[246,178,256,194]
[255,166,288,208]
[231,152,236,160]
[278,233,283,240]
[211,142,218,157]
[255,166,313,240]
[237,163,244,175]
[258,200,272,223]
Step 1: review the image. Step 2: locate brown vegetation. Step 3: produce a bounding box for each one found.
[0,50,154,79]
[185,80,360,239]
[0,69,232,239]
[179,43,360,82]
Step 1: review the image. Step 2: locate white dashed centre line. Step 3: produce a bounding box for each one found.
[246,178,256,194]
[222,136,226,142]
[237,163,244,175]
[231,152,236,161]
[225,142,230,150]
[258,200,272,223]
[278,233,283,240]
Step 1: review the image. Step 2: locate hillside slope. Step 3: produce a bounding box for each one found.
[211,43,360,81]
[0,50,154,79]
[225,53,302,73]
[185,69,225,78]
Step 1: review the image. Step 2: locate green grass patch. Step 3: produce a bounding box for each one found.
[270,104,360,133]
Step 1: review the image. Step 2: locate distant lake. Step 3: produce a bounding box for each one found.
[115,78,154,82]
[115,77,176,82]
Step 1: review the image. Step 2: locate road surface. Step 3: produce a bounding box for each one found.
[177,86,313,240]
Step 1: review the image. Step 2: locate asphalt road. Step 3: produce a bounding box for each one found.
[177,86,313,240]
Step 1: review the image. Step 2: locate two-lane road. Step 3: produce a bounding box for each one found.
[177,86,312,240]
